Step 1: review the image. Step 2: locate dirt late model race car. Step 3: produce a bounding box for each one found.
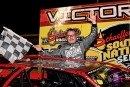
[0,55,130,87]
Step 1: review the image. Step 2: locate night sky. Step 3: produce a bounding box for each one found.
[1,0,124,35]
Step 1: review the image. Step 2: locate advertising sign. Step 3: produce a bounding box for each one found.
[39,1,130,69]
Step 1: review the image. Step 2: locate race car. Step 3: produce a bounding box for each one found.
[0,55,130,87]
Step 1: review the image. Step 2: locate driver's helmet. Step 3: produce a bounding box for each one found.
[106,68,125,87]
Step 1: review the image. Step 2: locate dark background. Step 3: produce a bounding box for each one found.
[0,0,124,35]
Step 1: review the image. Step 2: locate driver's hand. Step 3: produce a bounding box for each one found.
[32,45,42,51]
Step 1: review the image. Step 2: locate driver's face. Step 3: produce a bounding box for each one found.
[66,31,77,44]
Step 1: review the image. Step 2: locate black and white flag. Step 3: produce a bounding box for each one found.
[0,26,32,63]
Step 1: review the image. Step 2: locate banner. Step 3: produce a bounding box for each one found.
[39,1,130,69]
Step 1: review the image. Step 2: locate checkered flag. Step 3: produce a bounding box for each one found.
[0,26,32,63]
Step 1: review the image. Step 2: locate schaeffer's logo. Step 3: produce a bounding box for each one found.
[92,22,130,68]
[41,27,83,46]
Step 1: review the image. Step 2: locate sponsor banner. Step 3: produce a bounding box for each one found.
[39,1,130,69]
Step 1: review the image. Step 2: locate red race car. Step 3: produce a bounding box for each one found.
[0,55,130,87]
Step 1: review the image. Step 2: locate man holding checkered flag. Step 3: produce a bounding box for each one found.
[0,26,32,63]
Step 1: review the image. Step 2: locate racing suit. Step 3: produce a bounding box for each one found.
[40,24,98,60]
